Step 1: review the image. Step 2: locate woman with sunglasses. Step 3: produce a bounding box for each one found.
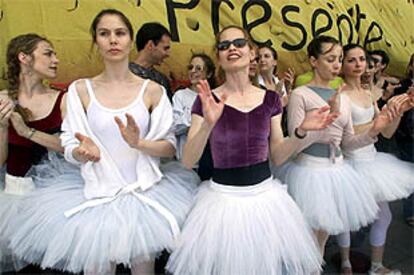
[173,53,216,160]
[335,44,414,275]
[173,53,216,181]
[277,36,410,263]
[165,25,345,275]
[6,9,199,275]
[0,33,64,272]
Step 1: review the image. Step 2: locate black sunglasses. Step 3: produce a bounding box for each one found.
[216,38,248,51]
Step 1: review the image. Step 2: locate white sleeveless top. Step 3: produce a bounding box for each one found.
[344,100,376,160]
[350,100,375,126]
[85,79,150,183]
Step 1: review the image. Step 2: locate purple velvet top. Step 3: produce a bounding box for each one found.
[192,90,282,169]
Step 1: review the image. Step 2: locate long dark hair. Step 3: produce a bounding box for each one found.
[6,33,51,120]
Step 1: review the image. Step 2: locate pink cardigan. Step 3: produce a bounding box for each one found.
[287,85,377,156]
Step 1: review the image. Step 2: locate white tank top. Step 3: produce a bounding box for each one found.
[350,100,375,126]
[85,79,150,183]
[345,100,376,159]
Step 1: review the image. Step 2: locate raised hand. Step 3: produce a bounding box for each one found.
[0,98,14,128]
[73,132,100,163]
[274,80,285,97]
[300,106,340,131]
[197,79,227,127]
[10,112,31,137]
[396,87,414,114]
[282,67,295,93]
[327,84,345,114]
[385,93,411,118]
[114,113,141,149]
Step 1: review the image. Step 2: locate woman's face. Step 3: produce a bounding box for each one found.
[217,28,253,73]
[362,59,375,84]
[342,47,366,78]
[94,14,133,62]
[310,43,342,81]
[29,41,59,79]
[258,47,277,74]
[249,52,259,78]
[188,57,208,87]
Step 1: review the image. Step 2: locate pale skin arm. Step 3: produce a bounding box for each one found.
[281,67,295,107]
[181,80,226,169]
[379,92,414,138]
[114,82,175,158]
[114,113,176,158]
[181,115,213,169]
[10,111,63,153]
[63,81,101,163]
[5,91,66,155]
[0,96,14,166]
[270,106,339,166]
[367,92,414,139]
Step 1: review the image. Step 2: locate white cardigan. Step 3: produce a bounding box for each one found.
[60,80,176,200]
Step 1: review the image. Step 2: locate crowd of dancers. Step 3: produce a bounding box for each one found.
[0,8,413,275]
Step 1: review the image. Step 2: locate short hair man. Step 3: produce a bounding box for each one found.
[130,22,173,100]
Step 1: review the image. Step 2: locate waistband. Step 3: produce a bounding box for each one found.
[209,176,275,195]
[212,160,271,186]
[302,143,342,158]
[4,173,35,195]
[295,153,344,168]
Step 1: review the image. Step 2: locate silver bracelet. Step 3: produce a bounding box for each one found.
[27,128,36,139]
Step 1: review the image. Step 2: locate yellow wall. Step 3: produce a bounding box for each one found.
[0,0,413,89]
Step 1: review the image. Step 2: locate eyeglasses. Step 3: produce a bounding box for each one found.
[372,57,380,64]
[187,64,204,72]
[216,38,248,51]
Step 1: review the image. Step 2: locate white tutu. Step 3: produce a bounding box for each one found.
[6,161,199,274]
[167,177,322,275]
[344,145,414,202]
[0,153,73,273]
[282,153,379,235]
[0,166,24,273]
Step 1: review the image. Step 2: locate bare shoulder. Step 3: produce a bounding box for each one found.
[145,80,165,102]
[72,79,89,102]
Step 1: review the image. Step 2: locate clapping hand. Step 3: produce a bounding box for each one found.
[282,67,295,93]
[327,85,345,114]
[299,106,340,132]
[397,87,414,114]
[73,133,100,163]
[115,113,141,149]
[0,98,14,128]
[197,80,227,128]
[10,112,31,138]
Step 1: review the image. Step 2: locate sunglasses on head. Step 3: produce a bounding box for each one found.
[216,38,248,51]
[187,64,204,72]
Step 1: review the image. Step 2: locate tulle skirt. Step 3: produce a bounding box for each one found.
[344,145,414,202]
[166,177,322,275]
[6,160,199,274]
[278,153,379,235]
[0,153,74,272]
